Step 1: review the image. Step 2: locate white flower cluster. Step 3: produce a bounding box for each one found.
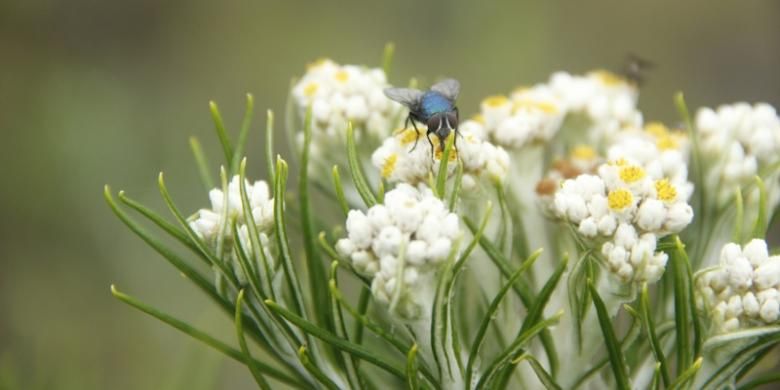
[189,176,275,283]
[552,159,693,283]
[695,102,780,205]
[336,184,462,319]
[291,59,400,151]
[549,70,643,143]
[371,126,509,189]
[697,240,780,332]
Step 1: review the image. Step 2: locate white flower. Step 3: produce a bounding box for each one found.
[695,102,780,206]
[697,239,780,332]
[190,176,274,242]
[336,184,462,319]
[292,59,401,158]
[371,125,509,188]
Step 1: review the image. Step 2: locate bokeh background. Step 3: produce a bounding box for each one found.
[1,1,779,388]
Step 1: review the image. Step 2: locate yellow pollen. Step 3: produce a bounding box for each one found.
[655,179,677,201]
[306,58,330,70]
[608,189,633,210]
[381,154,398,178]
[334,70,349,82]
[303,82,319,97]
[471,114,485,124]
[619,165,646,183]
[513,100,558,114]
[397,129,420,146]
[571,145,597,160]
[433,134,458,161]
[656,135,679,151]
[590,70,626,86]
[644,122,670,138]
[482,95,509,108]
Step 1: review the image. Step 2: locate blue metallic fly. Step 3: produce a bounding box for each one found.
[384,79,461,156]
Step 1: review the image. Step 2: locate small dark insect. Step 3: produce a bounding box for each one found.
[384,79,461,157]
[622,53,655,86]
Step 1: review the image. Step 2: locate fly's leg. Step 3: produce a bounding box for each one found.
[408,117,422,152]
[426,130,435,162]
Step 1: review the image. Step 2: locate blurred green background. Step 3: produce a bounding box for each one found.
[1,1,779,388]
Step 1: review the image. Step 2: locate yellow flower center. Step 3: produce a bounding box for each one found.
[608,189,634,210]
[482,95,509,108]
[306,58,330,70]
[433,134,458,161]
[303,82,319,97]
[471,114,485,124]
[381,154,398,178]
[619,165,646,183]
[397,128,420,146]
[513,100,558,114]
[590,70,627,86]
[644,122,669,138]
[655,179,677,201]
[609,158,628,166]
[334,70,349,82]
[656,135,679,151]
[571,145,597,160]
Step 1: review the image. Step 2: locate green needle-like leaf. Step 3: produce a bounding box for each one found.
[235,290,272,390]
[465,250,542,387]
[189,136,215,191]
[231,93,255,174]
[406,344,420,390]
[752,176,768,239]
[209,100,234,167]
[435,133,456,199]
[331,165,350,216]
[448,160,464,211]
[111,285,303,388]
[668,235,693,373]
[328,263,361,390]
[669,357,702,390]
[299,106,334,334]
[588,280,631,390]
[346,122,378,207]
[265,299,407,380]
[513,354,562,390]
[738,371,780,390]
[382,42,395,77]
[265,110,275,181]
[298,346,340,390]
[640,283,670,387]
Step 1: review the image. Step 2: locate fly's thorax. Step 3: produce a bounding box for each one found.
[420,91,455,118]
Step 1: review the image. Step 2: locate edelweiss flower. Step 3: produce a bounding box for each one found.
[371,126,509,189]
[695,102,780,205]
[697,239,780,332]
[336,184,462,319]
[552,160,693,283]
[292,59,401,155]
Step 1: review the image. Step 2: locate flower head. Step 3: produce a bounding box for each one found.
[697,240,780,332]
[336,184,462,319]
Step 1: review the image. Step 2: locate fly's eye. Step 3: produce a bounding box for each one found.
[427,116,441,130]
[446,112,458,128]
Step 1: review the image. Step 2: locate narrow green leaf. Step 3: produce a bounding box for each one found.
[328,262,361,390]
[475,311,564,389]
[331,166,350,216]
[668,235,692,374]
[238,160,275,299]
[651,363,661,390]
[189,136,214,191]
[521,253,568,334]
[406,344,420,390]
[273,158,308,319]
[298,346,340,390]
[513,354,562,390]
[235,290,272,390]
[448,159,464,211]
[111,285,303,388]
[669,357,702,390]
[265,110,275,181]
[465,250,542,387]
[435,133,456,199]
[738,371,780,390]
[346,122,378,207]
[588,280,631,390]
[752,176,768,239]
[299,106,333,334]
[734,188,744,243]
[265,299,407,380]
[678,236,704,359]
[231,93,255,174]
[640,283,670,387]
[354,286,370,345]
[382,42,395,77]
[209,100,233,167]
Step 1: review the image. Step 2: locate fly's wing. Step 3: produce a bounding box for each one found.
[383,87,423,108]
[430,78,460,101]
